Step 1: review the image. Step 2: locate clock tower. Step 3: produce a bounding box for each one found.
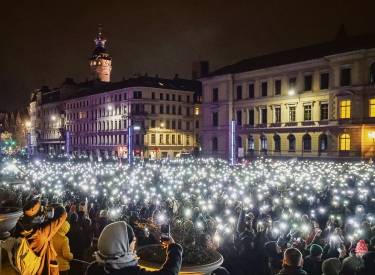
[89,25,112,82]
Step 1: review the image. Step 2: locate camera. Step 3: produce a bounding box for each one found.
[161,224,170,242]
[41,205,54,219]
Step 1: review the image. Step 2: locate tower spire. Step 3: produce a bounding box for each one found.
[98,24,103,38]
[94,24,106,48]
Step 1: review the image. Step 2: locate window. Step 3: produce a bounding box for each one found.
[151,120,156,128]
[303,134,311,151]
[248,110,254,125]
[261,109,267,124]
[340,100,351,119]
[249,83,254,98]
[166,135,170,144]
[236,111,242,125]
[124,93,127,100]
[151,134,156,144]
[370,99,375,117]
[152,92,155,99]
[195,120,199,128]
[172,94,176,101]
[172,120,176,129]
[213,112,218,126]
[274,135,281,151]
[261,82,268,97]
[289,77,296,92]
[261,135,267,150]
[289,106,296,122]
[340,68,351,86]
[274,107,281,123]
[186,135,190,145]
[304,105,312,121]
[172,106,176,115]
[195,108,199,115]
[187,96,190,102]
[371,62,375,84]
[151,105,155,114]
[319,134,328,151]
[178,107,182,115]
[320,72,329,89]
[237,136,242,148]
[172,135,176,144]
[178,134,182,145]
[236,86,242,99]
[160,93,164,100]
[339,134,350,151]
[186,121,190,130]
[178,120,182,129]
[274,80,281,95]
[288,134,296,151]
[320,103,328,120]
[166,120,170,129]
[248,136,254,150]
[178,95,181,102]
[304,75,312,91]
[186,108,190,116]
[159,105,164,114]
[212,137,218,151]
[166,94,170,101]
[159,134,164,144]
[166,105,170,114]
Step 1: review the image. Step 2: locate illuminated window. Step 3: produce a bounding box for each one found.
[248,136,254,150]
[304,105,312,121]
[340,100,351,119]
[261,135,267,150]
[370,99,375,117]
[274,107,281,123]
[195,108,199,115]
[339,134,350,151]
[289,106,296,122]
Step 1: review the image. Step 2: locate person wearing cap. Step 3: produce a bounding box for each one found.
[322,258,341,275]
[340,248,363,275]
[52,221,73,275]
[356,251,375,275]
[86,221,183,275]
[355,239,369,259]
[303,244,323,275]
[14,199,67,275]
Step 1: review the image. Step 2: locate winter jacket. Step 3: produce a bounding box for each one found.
[16,211,67,275]
[278,264,308,275]
[52,221,73,271]
[66,220,85,260]
[264,241,283,270]
[303,255,323,275]
[85,243,182,275]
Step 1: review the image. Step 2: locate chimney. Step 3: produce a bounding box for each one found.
[174,74,179,79]
[155,74,159,79]
[192,61,209,80]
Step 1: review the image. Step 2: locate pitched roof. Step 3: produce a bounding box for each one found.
[66,76,202,100]
[205,28,375,78]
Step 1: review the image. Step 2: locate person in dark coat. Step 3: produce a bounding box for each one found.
[86,221,182,275]
[67,212,85,275]
[303,244,324,275]
[278,248,308,275]
[356,251,375,275]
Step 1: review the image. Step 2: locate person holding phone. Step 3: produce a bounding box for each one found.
[86,221,182,275]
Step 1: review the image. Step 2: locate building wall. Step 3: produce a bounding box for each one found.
[200,49,375,160]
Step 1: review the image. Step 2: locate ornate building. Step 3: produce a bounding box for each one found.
[200,27,375,159]
[29,28,202,158]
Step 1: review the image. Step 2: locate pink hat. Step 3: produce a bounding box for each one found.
[355,239,368,253]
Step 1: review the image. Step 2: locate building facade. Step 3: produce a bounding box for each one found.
[29,29,202,159]
[200,28,375,160]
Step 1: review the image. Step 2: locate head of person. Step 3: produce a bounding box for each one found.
[283,248,303,267]
[310,244,323,259]
[95,221,136,268]
[23,199,43,223]
[322,258,341,275]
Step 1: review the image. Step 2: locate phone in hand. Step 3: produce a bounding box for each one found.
[161,224,170,242]
[315,228,322,233]
[337,247,342,253]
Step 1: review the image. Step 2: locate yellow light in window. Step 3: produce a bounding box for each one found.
[370,99,375,117]
[195,108,199,115]
[340,134,350,150]
[340,100,351,119]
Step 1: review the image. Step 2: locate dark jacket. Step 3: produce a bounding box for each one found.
[278,264,308,275]
[303,255,323,275]
[66,221,85,260]
[85,243,182,275]
[264,241,283,270]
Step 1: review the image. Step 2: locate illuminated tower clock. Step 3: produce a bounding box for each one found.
[89,25,112,82]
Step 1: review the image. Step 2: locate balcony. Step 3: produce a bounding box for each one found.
[129,111,148,117]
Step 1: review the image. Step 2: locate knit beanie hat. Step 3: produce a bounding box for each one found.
[23,199,41,217]
[355,240,368,253]
[310,244,323,257]
[70,212,78,222]
[322,258,341,275]
[289,228,302,239]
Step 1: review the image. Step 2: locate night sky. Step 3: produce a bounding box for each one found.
[1,0,375,112]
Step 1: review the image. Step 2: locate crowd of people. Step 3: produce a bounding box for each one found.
[1,157,375,275]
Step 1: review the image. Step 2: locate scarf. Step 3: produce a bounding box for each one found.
[95,221,138,270]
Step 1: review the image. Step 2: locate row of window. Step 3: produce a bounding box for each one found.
[211,65,370,101]
[66,91,193,110]
[211,133,350,152]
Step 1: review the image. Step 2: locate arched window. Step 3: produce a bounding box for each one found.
[371,62,375,84]
[288,134,296,151]
[274,135,281,151]
[237,136,242,149]
[319,134,328,151]
[248,136,254,150]
[303,134,312,151]
[340,134,350,151]
[212,137,218,151]
[261,135,267,151]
